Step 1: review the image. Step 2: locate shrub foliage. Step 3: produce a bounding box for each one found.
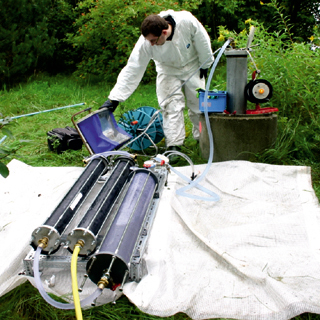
[217,0,320,164]
[0,0,318,85]
[66,0,202,82]
[0,0,58,84]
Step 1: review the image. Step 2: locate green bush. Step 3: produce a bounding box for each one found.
[66,0,202,83]
[195,0,318,43]
[45,0,81,74]
[0,0,58,85]
[216,0,320,163]
[0,0,82,85]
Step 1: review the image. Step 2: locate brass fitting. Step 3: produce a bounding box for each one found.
[76,239,85,248]
[38,237,49,249]
[82,157,90,165]
[97,276,109,290]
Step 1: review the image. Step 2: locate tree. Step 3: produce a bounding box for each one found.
[274,0,319,40]
[0,0,58,85]
[195,0,319,41]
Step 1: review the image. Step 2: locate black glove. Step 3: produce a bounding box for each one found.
[99,99,119,113]
[200,68,208,79]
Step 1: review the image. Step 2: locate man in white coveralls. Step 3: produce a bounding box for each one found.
[100,10,214,160]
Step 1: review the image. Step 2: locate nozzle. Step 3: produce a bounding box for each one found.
[38,237,49,249]
[96,255,117,290]
[97,276,109,290]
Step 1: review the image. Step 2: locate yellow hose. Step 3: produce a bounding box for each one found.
[71,244,83,320]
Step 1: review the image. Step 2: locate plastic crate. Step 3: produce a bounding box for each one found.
[199,90,227,113]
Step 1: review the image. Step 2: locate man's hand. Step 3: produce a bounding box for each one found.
[99,99,119,113]
[200,68,208,79]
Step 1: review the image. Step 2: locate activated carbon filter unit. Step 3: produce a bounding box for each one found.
[67,156,136,256]
[86,169,158,288]
[31,157,107,254]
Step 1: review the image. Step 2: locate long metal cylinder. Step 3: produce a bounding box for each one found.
[67,156,136,256]
[31,157,107,254]
[86,169,158,288]
[225,49,248,114]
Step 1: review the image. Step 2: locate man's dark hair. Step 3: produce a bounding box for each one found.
[141,14,169,37]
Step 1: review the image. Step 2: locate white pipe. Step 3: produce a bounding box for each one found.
[0,103,86,122]
[0,135,7,145]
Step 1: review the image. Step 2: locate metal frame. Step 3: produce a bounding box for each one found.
[22,166,168,287]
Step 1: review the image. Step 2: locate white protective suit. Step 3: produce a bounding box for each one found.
[109,10,214,146]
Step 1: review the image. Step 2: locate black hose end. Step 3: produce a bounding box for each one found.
[191,172,197,181]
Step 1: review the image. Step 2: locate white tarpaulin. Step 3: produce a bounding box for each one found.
[1,159,320,320]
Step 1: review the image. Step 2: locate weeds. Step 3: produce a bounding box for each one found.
[217,4,320,197]
[0,282,189,320]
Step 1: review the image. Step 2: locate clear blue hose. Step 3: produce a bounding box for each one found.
[175,39,232,202]
[33,246,102,310]
[87,150,132,161]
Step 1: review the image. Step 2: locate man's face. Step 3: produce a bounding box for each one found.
[145,32,166,46]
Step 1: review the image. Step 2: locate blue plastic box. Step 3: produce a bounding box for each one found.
[199,90,227,113]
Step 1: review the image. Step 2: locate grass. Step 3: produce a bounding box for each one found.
[1,73,320,320]
[0,73,205,168]
[0,282,190,320]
